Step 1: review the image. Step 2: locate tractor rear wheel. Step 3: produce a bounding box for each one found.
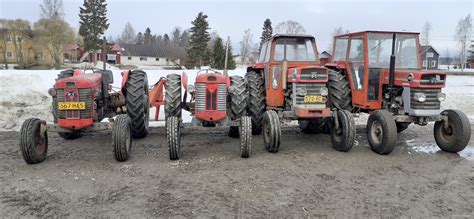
[165,74,182,118]
[125,70,149,138]
[263,110,281,153]
[298,119,330,134]
[240,116,252,158]
[327,70,352,111]
[20,118,48,164]
[167,116,181,160]
[367,110,397,155]
[434,109,471,153]
[330,110,355,152]
[113,114,132,162]
[396,122,410,133]
[246,71,266,135]
[228,76,248,138]
[58,132,81,140]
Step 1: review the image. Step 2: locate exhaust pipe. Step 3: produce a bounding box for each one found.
[388,33,396,89]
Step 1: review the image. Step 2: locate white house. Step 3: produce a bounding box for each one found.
[120,44,184,66]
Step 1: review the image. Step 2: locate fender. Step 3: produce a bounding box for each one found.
[120,70,131,94]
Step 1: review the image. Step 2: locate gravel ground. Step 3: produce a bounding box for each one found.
[0,121,473,218]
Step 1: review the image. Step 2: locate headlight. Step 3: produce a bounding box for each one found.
[437,93,446,102]
[48,88,57,96]
[320,87,328,96]
[295,87,307,96]
[414,93,426,102]
[187,84,195,93]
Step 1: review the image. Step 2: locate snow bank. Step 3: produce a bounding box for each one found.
[0,69,472,131]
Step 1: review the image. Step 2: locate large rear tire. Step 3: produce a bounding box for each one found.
[125,70,149,138]
[240,116,252,158]
[113,115,132,162]
[165,74,182,118]
[330,110,355,152]
[327,70,352,111]
[20,118,48,164]
[246,71,266,135]
[367,110,397,155]
[167,116,181,160]
[263,110,281,153]
[298,119,330,134]
[434,109,471,153]
[228,76,248,138]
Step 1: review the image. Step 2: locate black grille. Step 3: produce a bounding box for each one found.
[300,68,327,80]
[293,83,326,105]
[420,74,445,85]
[56,88,93,119]
[410,88,441,110]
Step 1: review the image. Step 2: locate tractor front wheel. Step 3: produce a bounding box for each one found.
[113,115,132,162]
[167,116,181,160]
[367,110,397,155]
[20,118,48,164]
[239,116,252,158]
[434,109,471,153]
[125,70,149,138]
[330,110,355,152]
[263,110,281,153]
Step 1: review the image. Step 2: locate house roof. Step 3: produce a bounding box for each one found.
[421,46,439,55]
[120,43,186,58]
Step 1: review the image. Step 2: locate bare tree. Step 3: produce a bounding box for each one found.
[240,29,254,64]
[454,14,472,71]
[275,20,306,34]
[34,18,75,68]
[118,22,136,44]
[40,0,64,19]
[171,27,181,47]
[421,21,432,46]
[328,27,349,51]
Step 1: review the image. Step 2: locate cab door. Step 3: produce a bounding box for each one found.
[346,35,368,108]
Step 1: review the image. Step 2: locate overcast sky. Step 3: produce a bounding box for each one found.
[0,0,472,56]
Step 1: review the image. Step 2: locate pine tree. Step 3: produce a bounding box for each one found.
[136,32,143,44]
[186,12,211,68]
[259,19,273,51]
[78,0,109,53]
[211,37,236,70]
[144,27,152,45]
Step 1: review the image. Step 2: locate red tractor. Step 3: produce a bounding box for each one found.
[326,31,471,154]
[149,69,251,160]
[20,68,150,163]
[245,34,355,152]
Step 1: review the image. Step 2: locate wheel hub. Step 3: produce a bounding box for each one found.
[371,121,383,144]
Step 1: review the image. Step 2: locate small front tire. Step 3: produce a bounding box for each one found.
[167,116,181,160]
[434,109,471,153]
[240,116,252,158]
[263,110,281,153]
[20,118,48,164]
[330,110,355,152]
[367,110,397,155]
[113,115,132,162]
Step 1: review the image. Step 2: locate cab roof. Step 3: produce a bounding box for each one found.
[264,34,315,43]
[335,30,420,38]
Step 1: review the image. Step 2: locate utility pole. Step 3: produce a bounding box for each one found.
[224,36,230,77]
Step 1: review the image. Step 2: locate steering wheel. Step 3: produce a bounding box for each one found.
[196,69,222,75]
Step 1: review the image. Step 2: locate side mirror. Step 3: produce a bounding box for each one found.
[282,60,288,89]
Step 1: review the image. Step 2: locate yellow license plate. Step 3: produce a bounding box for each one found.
[58,102,86,110]
[303,95,323,103]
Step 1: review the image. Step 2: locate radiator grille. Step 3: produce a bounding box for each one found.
[410,88,441,110]
[57,88,93,119]
[195,83,227,112]
[293,83,326,106]
[300,68,327,81]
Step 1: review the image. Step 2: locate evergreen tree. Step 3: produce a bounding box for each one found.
[144,27,152,45]
[136,32,143,44]
[78,0,109,53]
[211,37,236,70]
[186,12,211,68]
[259,18,273,51]
[163,33,170,46]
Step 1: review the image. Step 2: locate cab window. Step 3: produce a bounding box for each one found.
[333,38,348,61]
[348,37,365,91]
